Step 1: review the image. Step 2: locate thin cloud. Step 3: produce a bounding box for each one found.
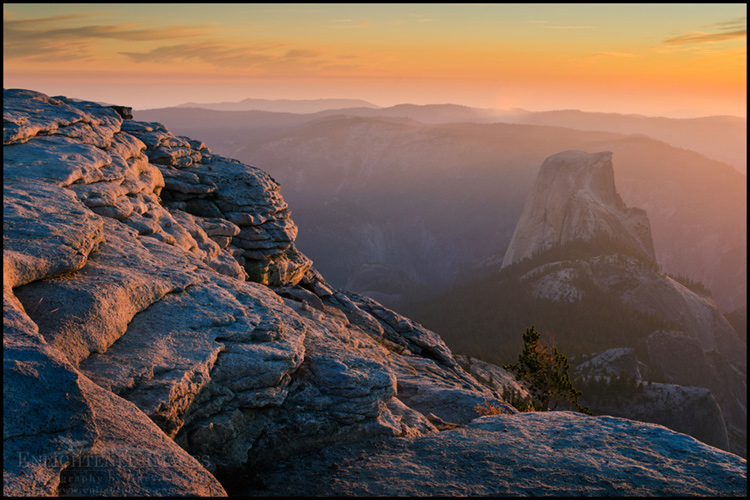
[5,10,357,74]
[704,16,746,31]
[3,13,211,61]
[260,8,322,14]
[284,49,321,59]
[391,13,437,26]
[547,25,596,30]
[663,17,746,45]
[320,62,363,73]
[329,19,370,29]
[4,15,209,41]
[529,19,595,29]
[3,12,101,26]
[120,43,272,66]
[663,29,746,45]
[119,42,330,73]
[409,13,436,23]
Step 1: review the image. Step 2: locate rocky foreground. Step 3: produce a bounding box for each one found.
[3,89,747,496]
[250,412,747,497]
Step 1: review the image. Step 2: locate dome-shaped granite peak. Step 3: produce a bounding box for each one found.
[501,150,655,268]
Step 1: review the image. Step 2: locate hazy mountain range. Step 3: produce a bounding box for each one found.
[175,97,379,114]
[503,110,746,175]
[147,98,746,174]
[135,101,746,314]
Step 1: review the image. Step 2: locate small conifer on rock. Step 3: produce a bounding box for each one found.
[504,326,590,414]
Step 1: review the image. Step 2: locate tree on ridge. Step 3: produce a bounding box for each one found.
[504,326,590,414]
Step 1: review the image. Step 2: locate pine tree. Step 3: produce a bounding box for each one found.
[503,326,590,414]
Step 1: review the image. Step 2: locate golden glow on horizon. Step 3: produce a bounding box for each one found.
[3,4,746,117]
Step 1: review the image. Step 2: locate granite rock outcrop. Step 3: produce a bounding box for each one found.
[250,412,746,497]
[4,90,746,496]
[3,89,508,495]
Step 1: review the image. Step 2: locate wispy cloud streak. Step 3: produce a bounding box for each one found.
[547,25,596,30]
[663,17,746,45]
[664,29,746,45]
[3,13,210,61]
[705,16,746,31]
[3,10,354,73]
[118,42,341,74]
[527,20,595,30]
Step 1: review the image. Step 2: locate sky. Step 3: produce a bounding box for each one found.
[3,3,747,117]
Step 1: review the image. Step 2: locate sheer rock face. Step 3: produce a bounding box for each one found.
[503,150,746,457]
[3,89,745,496]
[501,150,655,268]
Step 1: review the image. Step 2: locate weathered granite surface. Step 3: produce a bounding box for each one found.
[4,89,746,496]
[3,89,508,495]
[249,412,747,497]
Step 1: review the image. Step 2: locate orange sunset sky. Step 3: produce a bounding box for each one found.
[3,3,746,117]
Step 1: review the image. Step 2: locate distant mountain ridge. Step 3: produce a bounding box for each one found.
[135,105,747,313]
[173,97,379,114]
[502,109,747,174]
[148,100,746,173]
